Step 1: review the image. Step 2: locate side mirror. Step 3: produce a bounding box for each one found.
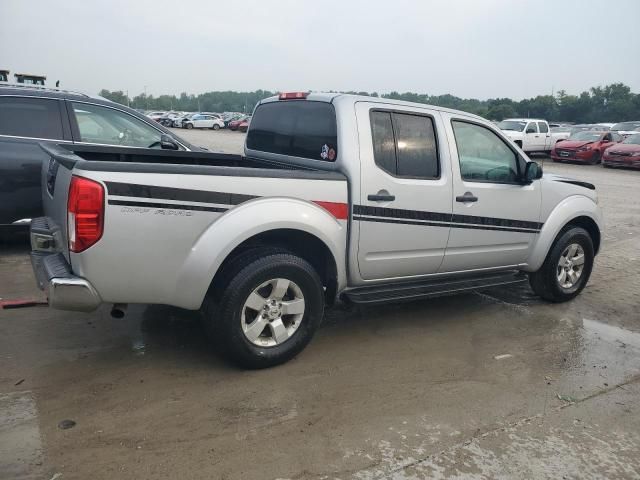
[523,161,543,183]
[160,134,179,150]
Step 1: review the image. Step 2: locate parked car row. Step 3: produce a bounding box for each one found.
[497,117,640,168]
[550,130,640,168]
[145,110,251,132]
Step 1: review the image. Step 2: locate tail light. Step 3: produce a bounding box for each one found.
[68,176,104,252]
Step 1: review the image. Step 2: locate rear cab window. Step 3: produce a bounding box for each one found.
[246,101,337,161]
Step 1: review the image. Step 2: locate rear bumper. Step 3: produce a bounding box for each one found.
[602,157,640,168]
[30,218,101,312]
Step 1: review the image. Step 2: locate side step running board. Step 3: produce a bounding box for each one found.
[342,271,527,305]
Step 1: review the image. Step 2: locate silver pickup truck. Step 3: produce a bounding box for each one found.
[30,92,603,368]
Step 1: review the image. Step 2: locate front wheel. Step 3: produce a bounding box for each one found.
[203,251,324,368]
[185,123,194,129]
[529,227,594,302]
[590,150,602,164]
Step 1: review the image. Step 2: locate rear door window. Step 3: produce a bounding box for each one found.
[246,101,337,161]
[370,110,439,179]
[0,97,64,139]
[537,122,549,133]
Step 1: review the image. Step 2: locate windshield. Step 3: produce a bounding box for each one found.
[622,134,640,145]
[612,122,640,131]
[568,131,603,141]
[498,120,526,131]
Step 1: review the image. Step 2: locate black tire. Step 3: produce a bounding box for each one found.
[590,150,601,164]
[212,124,220,130]
[202,250,324,368]
[185,123,193,129]
[528,226,594,303]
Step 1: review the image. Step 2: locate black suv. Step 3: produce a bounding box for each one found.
[0,84,199,231]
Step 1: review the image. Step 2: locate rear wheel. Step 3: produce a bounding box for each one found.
[212,124,220,130]
[529,227,594,302]
[203,250,324,368]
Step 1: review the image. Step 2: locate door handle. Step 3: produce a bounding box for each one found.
[456,192,478,203]
[368,192,395,202]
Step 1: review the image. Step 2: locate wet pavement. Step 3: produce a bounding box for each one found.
[1,160,639,479]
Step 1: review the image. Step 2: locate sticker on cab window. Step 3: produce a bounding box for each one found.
[321,144,330,160]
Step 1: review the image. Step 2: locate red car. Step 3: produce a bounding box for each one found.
[551,131,623,164]
[602,133,640,169]
[237,117,251,133]
[228,116,250,131]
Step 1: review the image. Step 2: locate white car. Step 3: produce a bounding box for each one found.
[183,114,225,130]
[610,121,640,138]
[498,119,566,153]
[146,111,167,122]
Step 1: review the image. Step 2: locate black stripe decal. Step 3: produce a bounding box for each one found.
[108,199,228,213]
[355,216,539,233]
[451,213,542,231]
[354,204,542,232]
[105,182,256,206]
[104,182,542,233]
[353,204,451,223]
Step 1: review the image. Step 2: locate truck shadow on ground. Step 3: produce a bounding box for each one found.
[132,281,545,369]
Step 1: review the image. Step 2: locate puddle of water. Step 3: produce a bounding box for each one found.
[0,391,44,480]
[582,318,640,349]
[556,318,640,397]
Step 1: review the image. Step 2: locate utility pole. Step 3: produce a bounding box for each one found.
[126,90,130,107]
[144,85,148,110]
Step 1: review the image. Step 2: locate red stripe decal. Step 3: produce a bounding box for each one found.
[312,201,349,220]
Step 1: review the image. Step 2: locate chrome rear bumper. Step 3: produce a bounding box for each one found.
[30,218,101,312]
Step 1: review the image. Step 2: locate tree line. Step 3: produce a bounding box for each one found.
[99,83,640,123]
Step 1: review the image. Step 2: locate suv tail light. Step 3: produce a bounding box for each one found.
[68,176,104,252]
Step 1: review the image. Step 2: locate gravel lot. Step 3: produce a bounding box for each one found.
[1,133,639,479]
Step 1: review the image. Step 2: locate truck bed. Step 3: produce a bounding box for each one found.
[63,144,315,171]
[37,143,349,310]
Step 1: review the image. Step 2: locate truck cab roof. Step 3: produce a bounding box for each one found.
[258,92,486,123]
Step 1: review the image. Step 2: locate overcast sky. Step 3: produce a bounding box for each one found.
[1,0,639,100]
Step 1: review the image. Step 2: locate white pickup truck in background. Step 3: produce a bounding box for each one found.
[498,118,568,153]
[30,93,603,368]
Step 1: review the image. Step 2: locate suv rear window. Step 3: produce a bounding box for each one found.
[246,101,337,161]
[0,97,64,139]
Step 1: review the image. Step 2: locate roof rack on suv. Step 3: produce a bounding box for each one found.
[0,82,90,98]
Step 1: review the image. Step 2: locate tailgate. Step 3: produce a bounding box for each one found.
[36,143,82,260]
